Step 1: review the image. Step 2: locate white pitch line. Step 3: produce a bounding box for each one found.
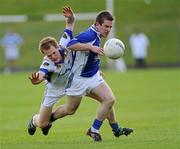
[0,15,28,23]
[44,12,98,21]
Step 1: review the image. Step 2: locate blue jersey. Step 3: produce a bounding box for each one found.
[67,25,101,77]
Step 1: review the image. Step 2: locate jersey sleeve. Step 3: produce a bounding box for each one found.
[39,57,55,74]
[67,29,96,47]
[59,29,73,48]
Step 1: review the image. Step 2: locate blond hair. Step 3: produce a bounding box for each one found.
[39,36,59,54]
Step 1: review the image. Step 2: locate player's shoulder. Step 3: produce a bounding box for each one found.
[63,29,73,39]
[76,28,97,42]
[42,56,54,66]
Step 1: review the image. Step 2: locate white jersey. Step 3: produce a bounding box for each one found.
[1,32,23,60]
[39,29,74,88]
[129,33,149,59]
[39,53,72,88]
[39,29,74,107]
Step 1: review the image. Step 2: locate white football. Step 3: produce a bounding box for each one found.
[104,38,125,59]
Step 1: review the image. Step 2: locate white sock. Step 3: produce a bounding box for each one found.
[91,127,99,133]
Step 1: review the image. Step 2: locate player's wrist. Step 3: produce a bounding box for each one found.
[67,15,75,24]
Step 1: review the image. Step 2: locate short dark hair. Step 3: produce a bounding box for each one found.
[95,11,114,25]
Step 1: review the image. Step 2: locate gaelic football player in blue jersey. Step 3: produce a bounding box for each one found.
[65,10,133,141]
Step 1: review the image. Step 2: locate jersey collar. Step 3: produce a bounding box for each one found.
[90,24,101,37]
[54,48,65,65]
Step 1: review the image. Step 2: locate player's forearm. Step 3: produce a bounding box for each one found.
[68,43,94,51]
[66,15,75,30]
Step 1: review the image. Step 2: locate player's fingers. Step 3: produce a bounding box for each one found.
[62,8,69,15]
[36,73,39,78]
[63,6,73,14]
[32,72,37,78]
[68,6,73,14]
[99,52,104,56]
[28,76,32,80]
[67,6,72,12]
[63,6,69,12]
[98,48,104,55]
[62,7,68,14]
[32,73,35,78]
[62,6,68,10]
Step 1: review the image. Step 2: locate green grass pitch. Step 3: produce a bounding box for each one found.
[0,68,180,149]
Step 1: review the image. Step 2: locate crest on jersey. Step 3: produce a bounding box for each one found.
[43,62,49,66]
[62,33,67,39]
[56,64,62,68]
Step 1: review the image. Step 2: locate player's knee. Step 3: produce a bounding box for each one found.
[106,96,115,107]
[109,98,115,107]
[65,103,79,115]
[66,107,77,115]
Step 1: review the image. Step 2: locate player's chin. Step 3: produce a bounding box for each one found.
[54,60,60,63]
[52,59,59,63]
[102,33,109,38]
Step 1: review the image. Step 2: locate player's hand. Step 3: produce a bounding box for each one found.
[62,6,74,18]
[28,72,44,85]
[91,46,104,56]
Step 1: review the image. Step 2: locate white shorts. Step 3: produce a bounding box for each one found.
[42,85,65,107]
[5,48,19,60]
[66,71,104,97]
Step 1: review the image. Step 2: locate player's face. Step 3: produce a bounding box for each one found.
[96,20,113,38]
[43,46,62,63]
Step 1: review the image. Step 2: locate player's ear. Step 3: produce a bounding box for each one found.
[95,21,98,25]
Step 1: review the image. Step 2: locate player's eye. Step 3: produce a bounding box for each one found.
[53,51,57,55]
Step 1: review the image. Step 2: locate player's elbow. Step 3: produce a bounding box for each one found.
[65,106,78,115]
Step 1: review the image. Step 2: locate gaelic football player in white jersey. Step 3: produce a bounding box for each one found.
[27,6,75,135]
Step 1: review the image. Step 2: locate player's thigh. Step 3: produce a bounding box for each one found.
[91,81,115,102]
[87,92,103,103]
[38,105,53,123]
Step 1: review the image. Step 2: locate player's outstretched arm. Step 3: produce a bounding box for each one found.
[68,43,104,55]
[62,6,75,31]
[28,72,45,85]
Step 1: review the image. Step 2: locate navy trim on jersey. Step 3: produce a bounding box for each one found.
[55,49,65,65]
[71,51,76,69]
[40,68,48,74]
[64,29,73,39]
[39,68,53,82]
[45,72,53,83]
[59,48,65,56]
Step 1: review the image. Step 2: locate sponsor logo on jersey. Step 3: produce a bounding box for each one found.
[56,64,62,68]
[43,62,49,66]
[62,33,67,39]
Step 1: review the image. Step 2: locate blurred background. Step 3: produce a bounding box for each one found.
[0,0,179,72]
